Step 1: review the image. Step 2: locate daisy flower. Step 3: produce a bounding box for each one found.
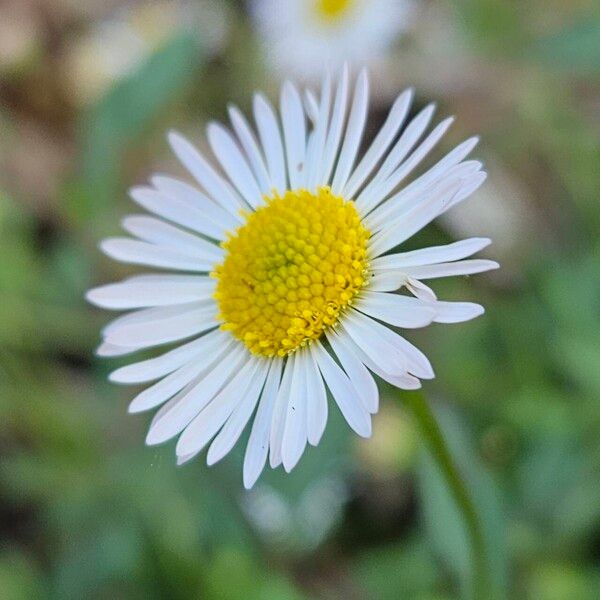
[87,67,498,489]
[250,0,414,80]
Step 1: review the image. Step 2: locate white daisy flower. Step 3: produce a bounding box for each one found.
[87,67,498,489]
[250,0,414,80]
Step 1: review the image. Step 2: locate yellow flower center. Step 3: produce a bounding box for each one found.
[315,0,355,21]
[214,187,370,357]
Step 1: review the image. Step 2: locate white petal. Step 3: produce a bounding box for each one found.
[405,277,437,302]
[146,344,248,445]
[95,342,141,357]
[367,271,408,292]
[280,81,306,190]
[370,238,492,270]
[354,291,437,329]
[243,360,283,489]
[206,358,271,466]
[444,170,488,211]
[100,238,213,272]
[331,69,369,194]
[281,349,309,472]
[176,357,263,458]
[326,330,378,414]
[149,177,238,235]
[343,88,413,199]
[168,131,245,217]
[269,354,295,468]
[87,276,215,310]
[432,301,485,323]
[368,178,463,257]
[104,302,217,348]
[305,349,328,446]
[207,122,262,209]
[253,93,286,192]
[121,215,223,261]
[359,116,454,214]
[228,104,271,194]
[310,342,371,438]
[319,63,349,185]
[339,309,408,376]
[109,328,225,384]
[355,103,436,212]
[402,259,499,279]
[305,74,331,190]
[128,359,206,414]
[335,329,422,390]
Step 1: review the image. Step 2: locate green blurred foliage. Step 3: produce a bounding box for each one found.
[1,1,599,599]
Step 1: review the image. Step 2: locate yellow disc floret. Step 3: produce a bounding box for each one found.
[213,187,370,357]
[315,0,355,21]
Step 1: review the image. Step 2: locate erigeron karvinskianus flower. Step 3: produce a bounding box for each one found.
[87,66,498,488]
[251,0,414,80]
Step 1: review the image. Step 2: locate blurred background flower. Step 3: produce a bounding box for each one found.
[1,0,599,599]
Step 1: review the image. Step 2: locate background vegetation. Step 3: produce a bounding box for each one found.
[1,1,599,598]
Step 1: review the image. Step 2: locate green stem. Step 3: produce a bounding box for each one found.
[405,392,489,600]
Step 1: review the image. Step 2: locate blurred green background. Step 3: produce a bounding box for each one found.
[1,1,599,598]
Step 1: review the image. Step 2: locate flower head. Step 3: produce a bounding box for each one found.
[251,0,414,80]
[88,67,498,488]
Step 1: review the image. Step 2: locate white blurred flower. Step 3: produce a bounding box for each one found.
[250,0,415,80]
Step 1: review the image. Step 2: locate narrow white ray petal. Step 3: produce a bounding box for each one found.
[207,358,271,466]
[319,63,349,185]
[243,360,283,489]
[305,74,331,191]
[168,131,245,216]
[364,160,482,231]
[303,90,319,124]
[100,238,213,272]
[149,176,239,234]
[432,301,485,323]
[110,328,225,384]
[207,122,263,209]
[370,238,492,271]
[367,271,408,292]
[281,349,309,472]
[305,349,328,446]
[443,171,488,212]
[343,88,413,199]
[121,215,224,262]
[176,357,262,457]
[129,186,233,241]
[102,304,186,337]
[331,69,369,194]
[228,104,272,194]
[356,104,436,212]
[253,93,286,192]
[354,291,437,329]
[310,342,371,437]
[104,303,217,348]
[359,116,454,214]
[326,330,378,414]
[394,335,434,379]
[368,178,463,257]
[402,259,499,280]
[269,354,295,468]
[339,309,408,375]
[280,81,306,190]
[128,359,207,414]
[87,276,215,310]
[146,344,248,445]
[336,328,422,390]
[405,277,438,302]
[96,342,142,357]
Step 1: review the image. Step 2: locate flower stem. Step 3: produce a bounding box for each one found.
[405,392,489,600]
